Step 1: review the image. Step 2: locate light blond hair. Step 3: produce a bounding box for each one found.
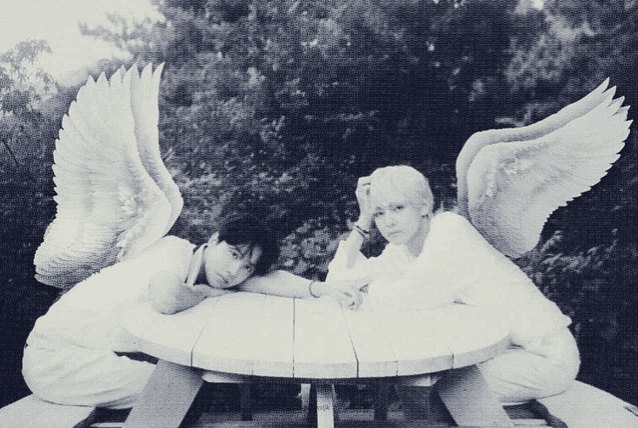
[369,165,434,214]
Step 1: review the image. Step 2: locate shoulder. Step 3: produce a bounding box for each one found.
[431,211,478,238]
[121,236,195,276]
[428,211,504,258]
[432,211,470,227]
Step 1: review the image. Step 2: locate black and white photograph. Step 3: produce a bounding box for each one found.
[1,1,637,427]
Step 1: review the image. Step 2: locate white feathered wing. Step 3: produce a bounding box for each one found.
[34,63,183,289]
[456,80,631,258]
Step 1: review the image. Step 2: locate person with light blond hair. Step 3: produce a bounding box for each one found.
[327,165,580,407]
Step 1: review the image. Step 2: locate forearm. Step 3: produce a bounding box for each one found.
[383,265,466,310]
[344,228,366,269]
[239,270,367,312]
[396,279,457,309]
[149,271,206,314]
[326,236,373,283]
[239,270,320,299]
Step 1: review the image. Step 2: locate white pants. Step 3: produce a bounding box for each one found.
[397,327,580,420]
[22,344,156,409]
[478,327,581,404]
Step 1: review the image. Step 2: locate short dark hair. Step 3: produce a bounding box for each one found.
[216,213,280,276]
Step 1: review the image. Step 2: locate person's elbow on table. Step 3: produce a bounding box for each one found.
[149,270,204,315]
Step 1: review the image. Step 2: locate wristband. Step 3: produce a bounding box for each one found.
[308,280,320,298]
[354,224,370,240]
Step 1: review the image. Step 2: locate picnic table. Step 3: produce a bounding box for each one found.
[120,292,513,427]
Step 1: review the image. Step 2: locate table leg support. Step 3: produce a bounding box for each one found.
[307,384,317,427]
[374,383,390,421]
[123,360,204,428]
[434,365,514,427]
[239,384,253,421]
[315,384,336,428]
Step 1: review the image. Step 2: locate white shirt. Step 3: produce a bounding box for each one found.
[327,212,571,349]
[26,236,195,353]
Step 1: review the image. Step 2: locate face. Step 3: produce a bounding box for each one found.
[371,197,429,249]
[203,239,263,289]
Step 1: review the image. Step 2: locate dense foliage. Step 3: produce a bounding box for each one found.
[1,0,637,408]
[0,40,71,406]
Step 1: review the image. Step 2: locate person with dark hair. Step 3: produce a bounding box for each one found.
[148,213,283,315]
[149,213,365,315]
[23,213,366,409]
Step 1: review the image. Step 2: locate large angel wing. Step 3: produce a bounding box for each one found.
[456,80,631,258]
[34,63,183,289]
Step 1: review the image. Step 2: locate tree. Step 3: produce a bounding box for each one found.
[0,40,74,407]
[78,1,525,238]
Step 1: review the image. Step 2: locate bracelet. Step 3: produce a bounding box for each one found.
[308,280,320,298]
[354,224,370,240]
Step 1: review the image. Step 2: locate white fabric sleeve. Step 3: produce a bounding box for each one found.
[58,236,194,311]
[137,236,194,281]
[423,213,571,346]
[367,213,490,309]
[326,239,377,282]
[26,236,196,351]
[367,212,537,310]
[423,213,536,293]
[363,212,571,345]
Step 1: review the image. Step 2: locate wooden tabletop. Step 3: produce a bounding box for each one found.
[122,292,510,380]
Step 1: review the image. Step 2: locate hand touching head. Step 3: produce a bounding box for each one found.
[367,166,434,255]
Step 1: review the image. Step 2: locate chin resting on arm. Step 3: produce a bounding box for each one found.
[148,270,232,314]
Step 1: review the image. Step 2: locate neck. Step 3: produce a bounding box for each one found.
[193,244,209,285]
[406,216,431,257]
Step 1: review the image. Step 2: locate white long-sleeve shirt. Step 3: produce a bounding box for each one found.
[327,212,571,350]
[26,236,195,353]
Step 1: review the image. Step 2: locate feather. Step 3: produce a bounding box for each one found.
[128,63,183,235]
[456,79,612,219]
[458,80,630,258]
[34,64,182,289]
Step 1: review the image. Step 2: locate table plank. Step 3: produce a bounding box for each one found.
[121,299,219,366]
[426,305,510,368]
[251,295,295,377]
[192,292,269,375]
[294,299,357,379]
[367,300,452,376]
[341,297,398,378]
[122,294,516,428]
[193,293,295,377]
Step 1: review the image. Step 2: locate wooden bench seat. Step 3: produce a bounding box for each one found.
[0,394,96,428]
[538,381,638,428]
[3,381,635,427]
